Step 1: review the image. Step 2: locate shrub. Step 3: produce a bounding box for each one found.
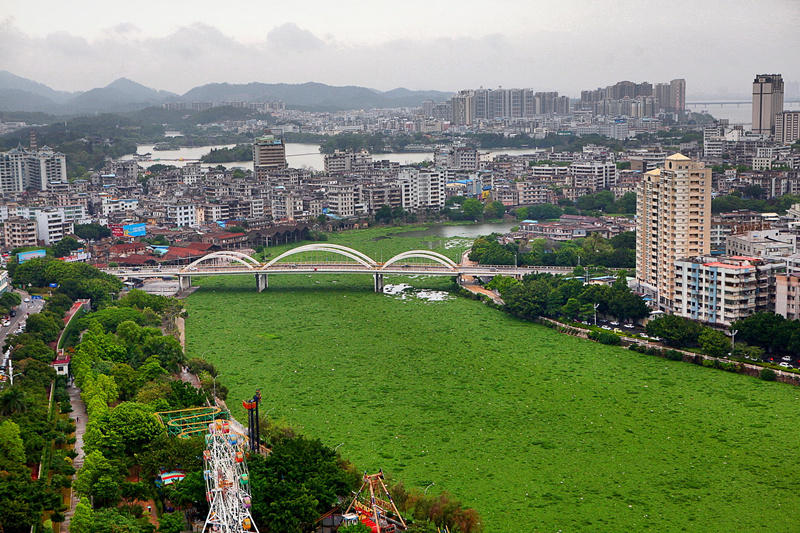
[589,330,621,345]
[664,350,684,362]
[702,359,716,368]
[759,368,777,381]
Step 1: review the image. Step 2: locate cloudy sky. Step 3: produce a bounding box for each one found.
[1,0,798,97]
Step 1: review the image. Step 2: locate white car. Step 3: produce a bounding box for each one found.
[23,297,30,303]
[610,321,620,326]
[779,362,790,368]
[781,356,791,362]
[624,324,635,329]
[601,325,612,330]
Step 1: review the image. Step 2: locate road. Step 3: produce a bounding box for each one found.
[0,292,45,373]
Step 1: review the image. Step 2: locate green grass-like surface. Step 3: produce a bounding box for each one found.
[256,224,473,264]
[186,274,800,532]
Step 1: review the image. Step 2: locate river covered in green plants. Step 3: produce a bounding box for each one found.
[184,225,800,531]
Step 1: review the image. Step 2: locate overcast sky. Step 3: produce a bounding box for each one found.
[1,0,798,97]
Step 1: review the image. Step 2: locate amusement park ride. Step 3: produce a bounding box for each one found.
[343,470,407,533]
[202,419,258,533]
[157,395,260,533]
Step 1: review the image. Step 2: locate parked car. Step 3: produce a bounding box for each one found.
[23,297,30,303]
[601,325,612,330]
[779,362,790,368]
[610,321,620,326]
[781,356,791,362]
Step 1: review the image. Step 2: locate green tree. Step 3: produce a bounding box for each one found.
[374,204,393,223]
[69,500,95,532]
[646,315,704,347]
[613,192,637,214]
[24,313,62,343]
[525,203,562,220]
[461,198,484,221]
[73,223,112,241]
[74,450,124,508]
[0,420,27,472]
[158,512,187,533]
[484,201,506,220]
[52,236,82,258]
[85,402,165,459]
[699,328,731,358]
[249,436,359,532]
[560,298,582,320]
[12,337,56,363]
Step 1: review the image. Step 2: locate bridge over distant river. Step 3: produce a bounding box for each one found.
[103,244,578,292]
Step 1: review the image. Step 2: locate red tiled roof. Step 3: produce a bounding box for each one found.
[110,243,147,253]
[117,255,156,265]
[162,247,205,260]
[207,232,246,239]
[184,242,215,251]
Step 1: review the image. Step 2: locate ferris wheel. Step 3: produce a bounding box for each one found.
[202,419,258,533]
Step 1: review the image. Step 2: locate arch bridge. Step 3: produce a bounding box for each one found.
[104,244,571,292]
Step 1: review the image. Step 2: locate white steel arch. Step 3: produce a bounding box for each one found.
[381,250,459,270]
[183,251,260,271]
[264,243,378,268]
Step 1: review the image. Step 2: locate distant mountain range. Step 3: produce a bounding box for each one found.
[0,71,453,114]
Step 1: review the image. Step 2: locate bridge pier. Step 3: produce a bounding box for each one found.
[179,275,192,292]
[373,273,384,293]
[255,273,268,292]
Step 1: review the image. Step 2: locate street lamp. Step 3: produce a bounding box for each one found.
[727,329,738,357]
[9,372,22,386]
[593,303,600,326]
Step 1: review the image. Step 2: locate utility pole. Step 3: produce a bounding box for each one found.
[728,329,738,357]
[593,303,600,326]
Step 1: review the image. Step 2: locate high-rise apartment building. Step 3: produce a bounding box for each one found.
[253,134,287,180]
[0,146,67,194]
[451,91,474,126]
[636,154,711,310]
[669,79,686,112]
[655,83,671,111]
[398,169,445,211]
[752,74,784,135]
[775,111,800,145]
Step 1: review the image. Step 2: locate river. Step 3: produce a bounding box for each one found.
[123,143,556,172]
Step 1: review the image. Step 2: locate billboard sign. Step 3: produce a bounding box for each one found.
[17,250,46,263]
[60,252,91,263]
[123,223,147,237]
[109,223,124,237]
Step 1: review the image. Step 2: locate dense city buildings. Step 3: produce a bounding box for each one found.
[580,78,685,116]
[636,154,712,310]
[752,74,784,136]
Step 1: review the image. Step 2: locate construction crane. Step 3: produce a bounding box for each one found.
[202,419,258,533]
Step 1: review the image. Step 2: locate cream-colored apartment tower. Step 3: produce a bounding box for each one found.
[636,154,711,310]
